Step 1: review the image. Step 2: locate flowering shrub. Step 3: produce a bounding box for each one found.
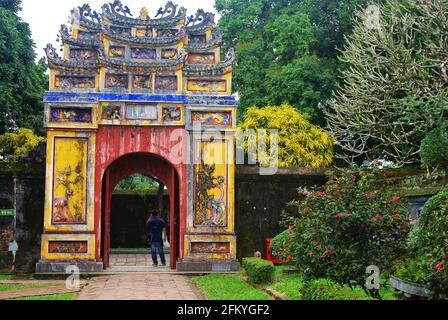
[278,169,411,298]
[409,191,448,299]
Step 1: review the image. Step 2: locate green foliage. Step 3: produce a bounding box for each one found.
[238,104,334,167]
[420,128,448,171]
[193,274,271,300]
[242,258,275,285]
[270,230,290,260]
[115,174,160,191]
[216,0,369,123]
[0,1,48,134]
[280,168,411,298]
[393,258,426,284]
[409,191,448,299]
[0,128,45,161]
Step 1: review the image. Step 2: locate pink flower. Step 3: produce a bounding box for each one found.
[367,194,374,199]
[390,214,402,219]
[336,213,343,219]
[303,191,309,196]
[392,196,400,202]
[308,252,314,257]
[435,262,445,271]
[371,215,382,222]
[316,191,327,196]
[324,250,332,255]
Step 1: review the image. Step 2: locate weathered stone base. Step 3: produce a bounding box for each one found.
[177,260,240,272]
[36,260,104,274]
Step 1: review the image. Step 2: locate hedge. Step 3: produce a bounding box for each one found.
[242,258,275,284]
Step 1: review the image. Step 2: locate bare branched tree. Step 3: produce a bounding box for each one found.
[324,0,448,166]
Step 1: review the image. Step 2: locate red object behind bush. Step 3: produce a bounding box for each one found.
[266,238,282,265]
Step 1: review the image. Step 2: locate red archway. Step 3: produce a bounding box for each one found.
[94,126,187,271]
[101,152,180,269]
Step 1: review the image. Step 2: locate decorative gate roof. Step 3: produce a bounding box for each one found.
[44,0,235,96]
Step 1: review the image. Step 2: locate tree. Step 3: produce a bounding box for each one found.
[215,0,371,123]
[0,128,45,161]
[238,104,334,168]
[0,0,48,134]
[324,0,448,166]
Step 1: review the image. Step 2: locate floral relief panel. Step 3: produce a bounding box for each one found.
[191,111,232,127]
[191,242,231,254]
[194,141,228,227]
[105,73,128,89]
[187,79,227,93]
[52,138,88,225]
[187,53,215,65]
[69,48,97,61]
[132,74,152,89]
[108,46,125,58]
[131,48,157,60]
[48,241,88,254]
[155,75,177,91]
[50,107,92,124]
[55,76,95,89]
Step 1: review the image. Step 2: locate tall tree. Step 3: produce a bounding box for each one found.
[0,0,47,135]
[324,0,448,166]
[215,0,371,123]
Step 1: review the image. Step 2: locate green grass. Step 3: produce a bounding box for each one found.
[0,275,13,281]
[267,267,303,300]
[193,273,272,300]
[0,283,53,292]
[264,266,398,300]
[8,292,77,300]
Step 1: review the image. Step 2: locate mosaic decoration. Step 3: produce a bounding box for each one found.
[136,27,152,37]
[110,26,131,36]
[48,241,88,254]
[162,106,182,122]
[155,75,177,91]
[125,104,158,120]
[132,74,152,89]
[131,48,156,59]
[161,48,178,60]
[55,76,95,89]
[189,34,207,44]
[191,242,230,254]
[105,73,128,88]
[52,138,88,224]
[69,48,97,61]
[191,111,232,126]
[187,53,215,65]
[157,29,178,37]
[187,79,227,92]
[108,46,125,58]
[77,30,98,40]
[195,158,227,227]
[102,104,122,120]
[50,107,92,124]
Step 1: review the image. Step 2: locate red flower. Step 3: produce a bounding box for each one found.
[371,215,382,222]
[308,252,314,257]
[443,256,448,260]
[390,214,402,219]
[336,213,343,219]
[316,191,327,196]
[324,250,332,255]
[392,196,400,202]
[303,191,309,196]
[367,193,374,199]
[435,262,445,271]
[288,229,293,235]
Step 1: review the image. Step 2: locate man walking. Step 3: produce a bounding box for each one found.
[146,210,167,267]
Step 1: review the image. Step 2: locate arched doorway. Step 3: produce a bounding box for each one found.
[101,152,180,270]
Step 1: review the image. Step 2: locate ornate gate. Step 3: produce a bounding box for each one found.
[36,1,239,273]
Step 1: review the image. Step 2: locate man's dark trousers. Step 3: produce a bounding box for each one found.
[151,242,166,265]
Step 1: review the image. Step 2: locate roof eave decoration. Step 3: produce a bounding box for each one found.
[71,4,102,30]
[59,24,102,48]
[102,25,186,45]
[101,0,186,27]
[186,29,223,52]
[44,44,99,71]
[184,48,235,76]
[98,48,186,72]
[186,9,215,34]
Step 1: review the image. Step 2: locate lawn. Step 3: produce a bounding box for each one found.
[267,265,398,300]
[0,283,53,291]
[0,275,13,281]
[8,292,77,300]
[193,273,272,300]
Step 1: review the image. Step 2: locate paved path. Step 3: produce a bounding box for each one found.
[108,254,172,273]
[77,274,203,300]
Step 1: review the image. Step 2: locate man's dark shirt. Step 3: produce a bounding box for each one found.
[146,217,166,243]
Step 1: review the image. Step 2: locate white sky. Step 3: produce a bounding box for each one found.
[19,0,218,59]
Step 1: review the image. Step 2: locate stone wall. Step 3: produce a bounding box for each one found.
[0,163,45,272]
[235,166,329,259]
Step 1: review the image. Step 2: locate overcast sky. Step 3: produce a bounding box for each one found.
[19,0,218,59]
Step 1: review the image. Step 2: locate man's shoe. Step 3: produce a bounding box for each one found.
[161,263,166,266]
[152,264,158,267]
